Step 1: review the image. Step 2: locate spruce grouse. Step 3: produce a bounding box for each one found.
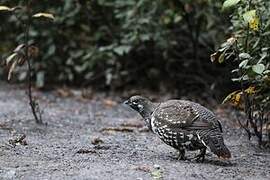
[124,95,231,162]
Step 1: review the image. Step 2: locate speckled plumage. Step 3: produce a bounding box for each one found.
[124,96,231,161]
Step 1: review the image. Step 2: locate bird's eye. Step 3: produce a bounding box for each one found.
[132,101,138,105]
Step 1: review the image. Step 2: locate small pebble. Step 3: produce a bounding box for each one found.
[154,164,160,169]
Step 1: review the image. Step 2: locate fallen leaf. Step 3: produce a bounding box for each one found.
[100,127,134,133]
[0,124,13,131]
[134,165,151,172]
[76,149,97,154]
[81,88,93,99]
[103,99,117,108]
[120,122,144,128]
[91,137,104,145]
[56,88,74,97]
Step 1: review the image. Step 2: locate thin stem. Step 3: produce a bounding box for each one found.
[244,0,252,52]
[24,0,42,124]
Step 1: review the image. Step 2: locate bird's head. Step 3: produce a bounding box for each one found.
[124,95,151,113]
[124,95,155,131]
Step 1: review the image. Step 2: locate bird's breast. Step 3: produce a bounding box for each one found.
[153,123,205,151]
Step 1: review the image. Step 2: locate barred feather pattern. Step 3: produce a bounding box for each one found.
[188,103,231,158]
[152,117,206,152]
[151,100,231,158]
[125,95,231,159]
[197,129,231,159]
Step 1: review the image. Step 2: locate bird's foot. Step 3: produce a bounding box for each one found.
[177,154,187,161]
[177,149,186,161]
[193,148,206,163]
[194,154,205,162]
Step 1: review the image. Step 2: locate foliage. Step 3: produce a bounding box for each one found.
[213,0,270,145]
[0,1,54,123]
[1,0,230,95]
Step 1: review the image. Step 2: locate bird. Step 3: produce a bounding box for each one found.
[124,95,231,162]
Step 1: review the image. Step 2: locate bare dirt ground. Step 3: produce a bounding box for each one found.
[0,83,270,180]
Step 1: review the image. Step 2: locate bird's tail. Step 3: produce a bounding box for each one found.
[200,131,231,159]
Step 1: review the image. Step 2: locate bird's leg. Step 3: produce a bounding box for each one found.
[177,147,186,160]
[194,147,206,162]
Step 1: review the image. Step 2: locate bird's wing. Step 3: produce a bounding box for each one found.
[153,100,217,130]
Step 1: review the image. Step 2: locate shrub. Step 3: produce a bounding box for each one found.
[1,0,230,96]
[213,0,270,145]
[0,1,54,123]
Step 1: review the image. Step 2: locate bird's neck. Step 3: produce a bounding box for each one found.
[139,102,155,130]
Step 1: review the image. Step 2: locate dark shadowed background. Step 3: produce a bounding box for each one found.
[0,0,236,101]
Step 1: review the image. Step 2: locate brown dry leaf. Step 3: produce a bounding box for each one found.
[244,86,256,94]
[210,52,221,62]
[81,88,93,99]
[56,88,74,97]
[134,165,151,172]
[223,87,256,108]
[222,90,244,109]
[28,46,39,58]
[6,53,17,66]
[226,37,237,45]
[103,99,117,108]
[120,122,144,128]
[232,92,242,106]
[100,127,134,133]
[222,90,242,106]
[17,57,26,66]
[8,60,18,81]
[263,123,270,132]
[0,124,13,131]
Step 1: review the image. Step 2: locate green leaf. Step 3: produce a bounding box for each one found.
[252,64,265,74]
[33,13,55,20]
[263,70,270,74]
[239,59,249,68]
[218,52,225,63]
[113,45,131,56]
[239,53,251,60]
[174,15,182,23]
[243,10,256,24]
[222,0,241,10]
